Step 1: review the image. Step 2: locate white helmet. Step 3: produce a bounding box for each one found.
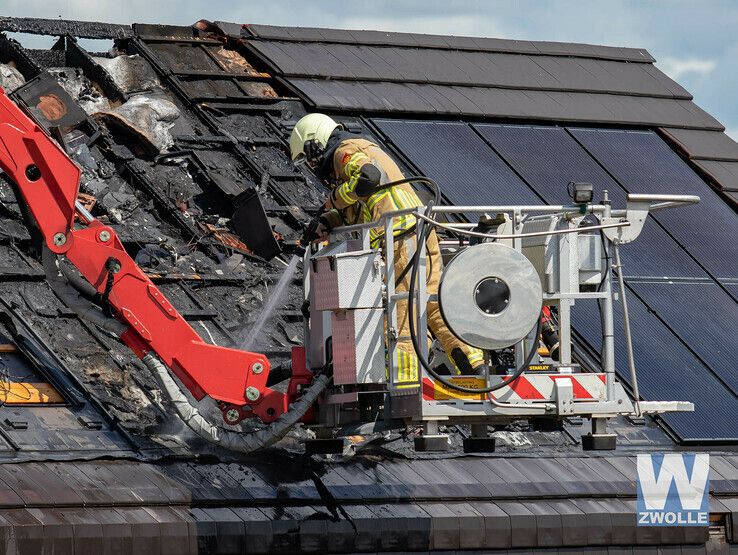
[289,113,341,161]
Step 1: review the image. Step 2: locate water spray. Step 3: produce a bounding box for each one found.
[240,215,322,351]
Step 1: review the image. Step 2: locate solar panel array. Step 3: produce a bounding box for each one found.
[372,119,738,443]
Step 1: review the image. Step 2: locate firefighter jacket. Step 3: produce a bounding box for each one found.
[323,137,420,246]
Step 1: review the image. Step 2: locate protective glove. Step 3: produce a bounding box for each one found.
[355,163,382,198]
[316,209,342,241]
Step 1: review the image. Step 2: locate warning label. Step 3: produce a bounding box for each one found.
[433,377,487,401]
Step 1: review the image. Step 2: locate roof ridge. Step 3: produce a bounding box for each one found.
[240,23,656,64]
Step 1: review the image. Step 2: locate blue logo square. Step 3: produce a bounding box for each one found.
[637,453,709,526]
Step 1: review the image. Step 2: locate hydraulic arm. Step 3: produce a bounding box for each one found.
[0,88,296,425]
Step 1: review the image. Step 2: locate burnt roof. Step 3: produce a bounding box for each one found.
[0,15,736,552]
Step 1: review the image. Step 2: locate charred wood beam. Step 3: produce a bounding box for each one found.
[146,273,257,285]
[0,33,42,79]
[174,134,282,147]
[195,98,287,109]
[0,16,132,39]
[173,69,271,81]
[135,36,221,45]
[0,268,45,280]
[180,309,219,320]
[65,36,127,103]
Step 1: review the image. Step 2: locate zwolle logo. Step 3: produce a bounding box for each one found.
[637,453,710,526]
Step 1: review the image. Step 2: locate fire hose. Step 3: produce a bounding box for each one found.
[376,177,544,395]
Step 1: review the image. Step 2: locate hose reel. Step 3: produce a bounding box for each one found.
[439,242,543,350]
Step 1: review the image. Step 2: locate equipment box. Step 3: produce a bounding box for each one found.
[331,308,386,385]
[311,244,384,311]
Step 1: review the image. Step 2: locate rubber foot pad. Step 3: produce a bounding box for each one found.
[414,434,450,452]
[463,436,497,453]
[581,433,617,451]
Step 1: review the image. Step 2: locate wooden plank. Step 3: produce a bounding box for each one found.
[0,382,64,404]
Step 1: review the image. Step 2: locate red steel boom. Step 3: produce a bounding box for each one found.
[0,88,291,425]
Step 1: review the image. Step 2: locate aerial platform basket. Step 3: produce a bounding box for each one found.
[304,192,699,451]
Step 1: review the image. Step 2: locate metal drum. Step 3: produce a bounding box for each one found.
[438,242,543,349]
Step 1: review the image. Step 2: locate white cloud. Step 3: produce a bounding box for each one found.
[658,57,717,80]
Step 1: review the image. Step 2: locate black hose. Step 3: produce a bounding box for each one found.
[370,175,442,205]
[42,246,129,337]
[58,257,102,302]
[406,204,542,394]
[374,175,440,285]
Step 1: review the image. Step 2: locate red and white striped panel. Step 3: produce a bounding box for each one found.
[491,374,607,402]
[421,373,607,402]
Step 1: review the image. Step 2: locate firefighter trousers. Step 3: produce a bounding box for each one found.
[390,230,484,382]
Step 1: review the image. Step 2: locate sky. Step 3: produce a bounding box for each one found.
[4,0,738,137]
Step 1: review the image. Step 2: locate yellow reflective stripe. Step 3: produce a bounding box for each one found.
[396,350,419,383]
[345,152,369,176]
[467,349,485,366]
[336,182,356,206]
[393,186,420,209]
[395,187,417,208]
[366,190,390,211]
[398,351,408,382]
[366,185,421,213]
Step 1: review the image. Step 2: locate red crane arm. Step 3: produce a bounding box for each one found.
[0,88,287,424]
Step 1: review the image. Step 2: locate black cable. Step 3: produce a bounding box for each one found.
[597,227,610,292]
[392,225,434,288]
[596,218,612,355]
[406,203,542,394]
[100,257,118,317]
[364,175,442,205]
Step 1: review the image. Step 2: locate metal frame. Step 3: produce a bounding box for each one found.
[323,193,699,426]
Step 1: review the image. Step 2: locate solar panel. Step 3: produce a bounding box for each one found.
[572,286,738,442]
[372,119,543,207]
[373,118,738,443]
[628,282,738,395]
[569,128,738,281]
[472,124,707,280]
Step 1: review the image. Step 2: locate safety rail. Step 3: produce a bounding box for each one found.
[325,192,700,418]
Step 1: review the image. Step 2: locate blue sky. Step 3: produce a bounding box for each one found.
[4,0,737,137]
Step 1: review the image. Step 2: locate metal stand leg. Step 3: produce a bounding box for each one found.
[304,427,346,455]
[612,241,642,417]
[463,424,497,453]
[414,420,450,452]
[582,417,616,451]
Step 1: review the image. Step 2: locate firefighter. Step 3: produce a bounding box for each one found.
[289,113,487,378]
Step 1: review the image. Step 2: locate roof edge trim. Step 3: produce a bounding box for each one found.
[242,23,656,64]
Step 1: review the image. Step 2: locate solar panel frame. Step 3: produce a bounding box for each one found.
[569,127,738,281]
